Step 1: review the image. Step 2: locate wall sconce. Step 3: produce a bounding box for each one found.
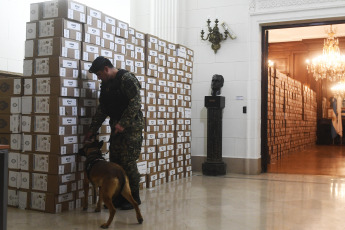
[200,19,237,54]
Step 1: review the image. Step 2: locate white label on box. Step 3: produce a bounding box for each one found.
[35,78,50,94]
[61,174,75,183]
[34,116,50,133]
[135,61,144,68]
[38,38,53,56]
[63,60,77,68]
[25,40,34,58]
[34,96,50,113]
[35,58,49,75]
[65,40,79,50]
[87,26,100,36]
[39,20,54,37]
[103,31,114,40]
[33,154,49,172]
[149,50,157,56]
[83,81,96,89]
[8,152,20,169]
[136,32,144,39]
[126,59,134,66]
[64,29,70,38]
[101,49,113,58]
[105,16,116,25]
[118,21,128,30]
[62,117,77,125]
[22,135,32,153]
[115,37,125,45]
[11,97,21,114]
[58,192,73,203]
[64,136,77,144]
[61,146,67,155]
[61,155,75,164]
[59,127,65,135]
[59,184,67,194]
[149,64,157,70]
[137,161,147,175]
[115,54,125,61]
[90,9,101,18]
[30,3,39,21]
[32,173,48,191]
[23,60,33,77]
[71,2,85,13]
[62,98,77,106]
[43,1,58,18]
[36,135,51,152]
[64,79,78,87]
[26,23,36,39]
[10,134,21,150]
[31,192,46,210]
[67,21,81,31]
[86,45,98,53]
[150,174,157,181]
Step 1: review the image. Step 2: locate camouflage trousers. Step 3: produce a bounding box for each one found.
[109,129,142,193]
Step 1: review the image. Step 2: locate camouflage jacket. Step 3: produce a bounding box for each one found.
[89,70,143,135]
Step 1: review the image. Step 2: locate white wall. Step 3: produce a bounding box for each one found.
[131,0,345,168]
[0,0,130,74]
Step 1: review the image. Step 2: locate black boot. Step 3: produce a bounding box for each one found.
[121,190,141,210]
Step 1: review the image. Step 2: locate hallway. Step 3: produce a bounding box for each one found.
[7,172,345,230]
[268,145,345,176]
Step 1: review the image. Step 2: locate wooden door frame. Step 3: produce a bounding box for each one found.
[261,20,345,172]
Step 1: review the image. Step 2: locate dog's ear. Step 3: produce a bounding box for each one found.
[98,140,104,149]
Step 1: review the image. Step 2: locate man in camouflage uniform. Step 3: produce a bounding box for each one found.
[84,56,144,210]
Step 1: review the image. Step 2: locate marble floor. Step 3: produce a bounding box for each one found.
[6,172,345,230]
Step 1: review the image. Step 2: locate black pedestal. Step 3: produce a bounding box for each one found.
[202,96,227,176]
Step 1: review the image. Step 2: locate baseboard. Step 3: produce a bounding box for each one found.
[191,156,261,175]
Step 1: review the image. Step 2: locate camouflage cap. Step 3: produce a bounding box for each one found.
[88,56,108,73]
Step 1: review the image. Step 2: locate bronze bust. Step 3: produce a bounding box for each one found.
[211,74,224,96]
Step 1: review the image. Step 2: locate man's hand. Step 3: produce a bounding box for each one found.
[114,123,124,134]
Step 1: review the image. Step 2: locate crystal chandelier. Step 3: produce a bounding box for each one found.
[331,81,345,98]
[306,25,345,82]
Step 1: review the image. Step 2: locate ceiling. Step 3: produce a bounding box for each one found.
[269,24,345,43]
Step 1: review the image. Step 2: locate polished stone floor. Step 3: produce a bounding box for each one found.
[7,172,345,230]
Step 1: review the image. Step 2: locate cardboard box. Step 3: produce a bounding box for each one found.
[128,27,137,45]
[145,34,159,50]
[30,191,75,213]
[166,168,176,182]
[37,18,82,40]
[146,62,158,78]
[135,46,145,61]
[116,20,129,39]
[114,37,126,54]
[24,77,80,97]
[33,115,78,135]
[114,53,126,69]
[101,32,115,50]
[135,61,145,75]
[0,114,21,133]
[82,43,101,62]
[80,61,98,80]
[126,43,135,58]
[84,24,101,45]
[33,134,78,154]
[146,158,157,174]
[25,37,81,59]
[86,6,102,28]
[102,14,116,34]
[177,44,187,58]
[125,58,135,72]
[0,97,21,114]
[22,96,78,116]
[136,31,146,47]
[30,153,76,174]
[38,0,86,23]
[167,56,176,68]
[0,78,22,96]
[146,172,158,188]
[166,42,177,56]
[23,57,79,78]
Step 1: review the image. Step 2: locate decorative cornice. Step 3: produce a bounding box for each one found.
[250,0,345,15]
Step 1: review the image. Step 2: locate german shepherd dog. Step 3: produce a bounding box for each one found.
[78,140,143,228]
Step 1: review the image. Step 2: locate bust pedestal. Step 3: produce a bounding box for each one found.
[202,96,227,176]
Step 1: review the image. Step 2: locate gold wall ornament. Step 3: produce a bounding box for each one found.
[306,25,345,82]
[200,19,236,54]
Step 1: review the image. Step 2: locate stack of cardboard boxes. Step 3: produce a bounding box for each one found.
[267,67,317,160]
[4,0,194,213]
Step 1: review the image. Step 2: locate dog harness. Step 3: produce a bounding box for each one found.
[85,153,105,181]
